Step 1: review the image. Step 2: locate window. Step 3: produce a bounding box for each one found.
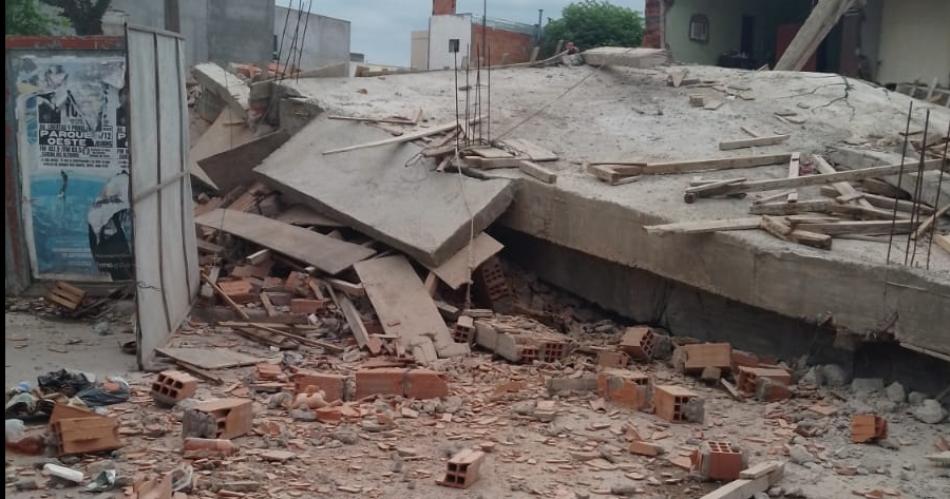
[448,38,460,53]
[689,14,709,43]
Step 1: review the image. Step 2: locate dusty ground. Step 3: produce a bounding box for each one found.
[5,283,949,499]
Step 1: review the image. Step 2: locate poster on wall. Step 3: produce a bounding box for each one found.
[14,55,133,281]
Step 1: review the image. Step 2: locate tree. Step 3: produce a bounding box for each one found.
[542,0,644,56]
[5,0,65,35]
[40,0,112,35]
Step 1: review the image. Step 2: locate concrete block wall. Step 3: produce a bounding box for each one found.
[274,6,351,70]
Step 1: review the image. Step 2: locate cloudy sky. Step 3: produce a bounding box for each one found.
[275,0,645,67]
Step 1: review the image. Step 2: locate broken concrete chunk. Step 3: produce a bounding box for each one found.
[546,375,598,396]
[913,399,947,424]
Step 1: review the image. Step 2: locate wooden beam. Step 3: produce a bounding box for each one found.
[787,153,800,203]
[796,220,914,235]
[323,116,482,155]
[517,160,557,183]
[935,234,950,254]
[719,134,790,151]
[640,153,790,175]
[700,461,784,499]
[644,217,762,235]
[750,199,907,220]
[760,215,832,250]
[687,159,947,197]
[911,204,949,240]
[202,272,249,320]
[774,0,855,71]
[817,185,931,214]
[813,155,875,209]
[246,322,344,353]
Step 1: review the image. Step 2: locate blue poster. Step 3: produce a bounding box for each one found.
[14,55,133,281]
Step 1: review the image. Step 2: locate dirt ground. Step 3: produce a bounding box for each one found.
[5,279,949,499]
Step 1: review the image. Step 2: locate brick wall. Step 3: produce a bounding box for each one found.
[643,0,663,48]
[433,0,456,16]
[471,24,534,65]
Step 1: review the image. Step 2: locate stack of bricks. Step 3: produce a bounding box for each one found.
[597,368,651,409]
[619,326,656,360]
[736,366,793,401]
[691,441,746,481]
[183,398,252,440]
[641,0,663,49]
[654,385,702,423]
[438,449,486,489]
[851,414,888,443]
[150,370,198,406]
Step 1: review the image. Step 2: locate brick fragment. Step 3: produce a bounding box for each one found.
[150,370,198,406]
[851,414,888,443]
[619,326,655,360]
[692,441,746,481]
[677,343,732,373]
[183,398,252,440]
[736,366,792,396]
[217,279,257,304]
[438,449,486,489]
[182,437,238,458]
[255,363,283,382]
[730,349,760,369]
[50,414,122,456]
[453,315,476,344]
[290,298,326,314]
[597,368,651,409]
[629,440,665,456]
[654,385,701,423]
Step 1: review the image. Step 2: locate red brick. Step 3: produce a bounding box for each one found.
[438,449,485,489]
[693,441,745,481]
[597,368,650,409]
[255,363,283,382]
[731,350,760,369]
[182,437,237,458]
[150,370,198,405]
[654,385,698,423]
[597,350,630,368]
[619,326,655,360]
[355,368,449,400]
[217,279,257,304]
[50,415,122,456]
[432,0,456,15]
[314,406,342,424]
[851,414,887,443]
[291,371,346,402]
[680,343,732,372]
[183,398,252,440]
[284,271,310,295]
[736,366,792,395]
[290,298,327,314]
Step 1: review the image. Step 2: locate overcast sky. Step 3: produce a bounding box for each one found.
[275,0,645,67]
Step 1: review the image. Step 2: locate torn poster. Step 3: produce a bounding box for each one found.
[13,54,132,281]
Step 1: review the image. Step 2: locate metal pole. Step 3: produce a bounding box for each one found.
[906,109,930,267]
[886,101,913,266]
[925,121,949,269]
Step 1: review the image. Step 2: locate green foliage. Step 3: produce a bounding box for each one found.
[542,0,644,56]
[6,0,66,35]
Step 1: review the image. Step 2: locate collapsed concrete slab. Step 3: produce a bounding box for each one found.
[193,62,251,122]
[254,116,514,266]
[582,47,669,68]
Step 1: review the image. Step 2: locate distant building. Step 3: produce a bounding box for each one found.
[413,0,539,71]
[642,0,950,87]
[274,5,351,71]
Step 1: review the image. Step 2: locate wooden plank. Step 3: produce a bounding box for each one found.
[246,322,344,353]
[750,199,905,220]
[328,114,418,125]
[260,292,277,317]
[787,153,800,203]
[469,146,514,159]
[195,209,375,275]
[326,277,365,298]
[912,204,949,240]
[719,134,790,151]
[700,462,784,499]
[202,272,249,320]
[323,116,481,155]
[690,159,947,196]
[760,215,832,250]
[796,220,914,235]
[641,153,791,175]
[337,294,373,352]
[818,186,929,214]
[586,162,645,184]
[463,156,524,169]
[499,138,558,161]
[813,156,875,209]
[156,347,263,369]
[518,160,557,184]
[774,0,855,71]
[644,217,762,235]
[936,234,950,255]
[426,233,504,290]
[354,255,465,362]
